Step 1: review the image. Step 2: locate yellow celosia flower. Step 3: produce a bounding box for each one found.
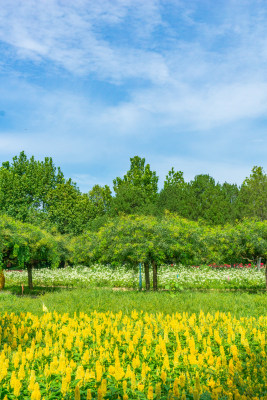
[61,376,68,395]
[74,385,80,400]
[147,385,153,400]
[31,382,41,400]
[28,370,36,391]
[0,310,265,399]
[181,390,187,400]
[173,377,179,397]
[13,378,22,397]
[179,373,186,388]
[97,387,103,400]
[101,378,107,396]
[161,370,167,384]
[75,365,85,380]
[137,383,144,391]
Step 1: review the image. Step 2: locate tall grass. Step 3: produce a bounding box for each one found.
[0,288,266,318]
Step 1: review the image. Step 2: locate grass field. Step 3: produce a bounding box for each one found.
[0,287,266,318]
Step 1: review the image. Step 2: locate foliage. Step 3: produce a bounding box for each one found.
[238,166,267,220]
[45,180,94,235]
[72,214,267,272]
[206,219,267,266]
[0,215,65,288]
[87,185,112,217]
[164,167,185,189]
[0,151,64,223]
[111,156,158,215]
[0,152,266,232]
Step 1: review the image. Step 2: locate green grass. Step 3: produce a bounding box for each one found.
[0,287,266,318]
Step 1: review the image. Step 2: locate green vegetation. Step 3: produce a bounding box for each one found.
[1,213,267,290]
[0,151,266,291]
[0,214,66,288]
[0,288,266,318]
[0,152,266,235]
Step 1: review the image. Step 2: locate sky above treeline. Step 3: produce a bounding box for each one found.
[0,0,266,192]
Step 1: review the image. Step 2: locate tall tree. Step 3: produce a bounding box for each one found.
[164,167,185,189]
[0,151,64,222]
[45,180,93,235]
[111,156,158,215]
[185,174,237,225]
[238,166,267,221]
[87,184,112,217]
[157,168,187,216]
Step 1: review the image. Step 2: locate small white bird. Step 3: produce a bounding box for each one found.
[42,303,48,312]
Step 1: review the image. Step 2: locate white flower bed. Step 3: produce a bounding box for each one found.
[4,264,265,289]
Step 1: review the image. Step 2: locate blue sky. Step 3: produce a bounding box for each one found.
[0,0,266,192]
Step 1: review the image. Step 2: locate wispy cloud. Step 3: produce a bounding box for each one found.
[0,0,168,83]
[0,0,267,190]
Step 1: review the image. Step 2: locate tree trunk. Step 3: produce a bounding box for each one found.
[152,260,158,291]
[257,257,262,271]
[144,262,150,291]
[27,262,34,290]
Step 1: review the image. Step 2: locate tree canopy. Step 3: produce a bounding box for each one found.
[0,152,266,235]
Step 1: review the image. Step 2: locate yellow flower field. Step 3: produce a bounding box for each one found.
[0,310,266,399]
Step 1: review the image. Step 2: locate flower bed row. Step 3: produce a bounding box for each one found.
[0,311,266,399]
[4,265,266,290]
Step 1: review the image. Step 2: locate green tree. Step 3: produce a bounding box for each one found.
[0,151,64,223]
[87,184,112,217]
[238,166,267,221]
[157,168,187,216]
[111,156,158,215]
[183,174,238,225]
[45,180,93,235]
[0,215,64,289]
[164,167,185,189]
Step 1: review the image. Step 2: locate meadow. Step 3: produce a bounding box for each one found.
[0,265,266,399]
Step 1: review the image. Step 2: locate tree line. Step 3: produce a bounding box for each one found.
[1,214,266,290]
[0,152,266,290]
[0,152,266,235]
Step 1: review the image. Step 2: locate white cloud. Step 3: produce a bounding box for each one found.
[0,0,167,82]
[1,0,267,188]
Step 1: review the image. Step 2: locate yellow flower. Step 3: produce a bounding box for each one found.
[97,387,103,400]
[28,370,36,392]
[147,385,153,400]
[123,380,127,393]
[61,377,68,395]
[31,382,41,400]
[173,377,179,397]
[13,378,22,397]
[74,385,80,400]
[101,379,107,396]
[137,383,144,392]
[179,373,186,388]
[96,361,103,382]
[75,365,85,381]
[161,370,167,384]
[181,390,186,400]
